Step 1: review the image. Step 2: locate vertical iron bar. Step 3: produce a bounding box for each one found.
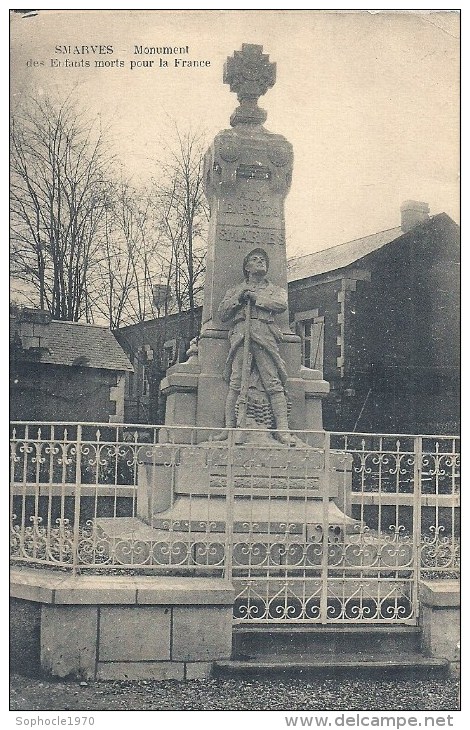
[10,428,18,559]
[20,424,28,549]
[33,429,42,544]
[413,436,422,621]
[267,446,273,617]
[113,427,119,518]
[320,430,330,624]
[132,429,138,517]
[225,429,235,584]
[47,425,54,547]
[451,438,457,574]
[72,425,82,575]
[45,425,54,562]
[302,439,308,622]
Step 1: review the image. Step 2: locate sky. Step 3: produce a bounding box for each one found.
[10,8,460,257]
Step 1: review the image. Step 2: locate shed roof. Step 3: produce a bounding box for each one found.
[13,318,133,372]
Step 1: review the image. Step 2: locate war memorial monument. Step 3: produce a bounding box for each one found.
[10,43,459,683]
[134,43,357,547]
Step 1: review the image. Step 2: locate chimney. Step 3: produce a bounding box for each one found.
[20,308,52,325]
[153,282,172,309]
[400,200,430,233]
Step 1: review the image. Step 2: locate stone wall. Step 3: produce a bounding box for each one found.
[10,569,459,680]
[10,598,41,675]
[10,364,122,423]
[10,568,234,681]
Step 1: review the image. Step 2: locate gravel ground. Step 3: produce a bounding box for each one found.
[10,674,460,712]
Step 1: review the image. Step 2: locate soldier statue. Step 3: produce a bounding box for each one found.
[217,247,296,446]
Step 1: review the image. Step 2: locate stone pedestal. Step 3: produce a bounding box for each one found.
[162,358,329,439]
[133,441,358,566]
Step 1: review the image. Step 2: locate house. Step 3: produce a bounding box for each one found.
[10,308,133,423]
[115,201,460,435]
[287,201,460,434]
[114,308,202,424]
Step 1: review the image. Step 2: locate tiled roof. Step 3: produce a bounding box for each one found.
[15,319,133,372]
[287,225,404,282]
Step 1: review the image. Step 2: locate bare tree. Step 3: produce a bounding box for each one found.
[90,180,166,329]
[88,128,208,332]
[11,99,208,335]
[154,127,209,337]
[10,95,113,321]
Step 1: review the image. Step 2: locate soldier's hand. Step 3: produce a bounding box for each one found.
[239,288,257,304]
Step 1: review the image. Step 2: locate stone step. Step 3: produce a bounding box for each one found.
[232,624,422,658]
[214,654,449,679]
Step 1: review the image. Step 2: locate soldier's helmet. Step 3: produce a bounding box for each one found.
[243,248,269,280]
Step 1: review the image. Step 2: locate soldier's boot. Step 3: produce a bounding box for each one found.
[212,389,239,441]
[270,392,296,446]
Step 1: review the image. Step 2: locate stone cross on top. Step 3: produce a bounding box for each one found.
[223,44,276,127]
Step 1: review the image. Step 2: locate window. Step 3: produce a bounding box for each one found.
[295,310,325,373]
[125,372,132,398]
[163,339,178,370]
[142,364,150,397]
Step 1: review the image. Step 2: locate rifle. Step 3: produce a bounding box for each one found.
[236,297,252,429]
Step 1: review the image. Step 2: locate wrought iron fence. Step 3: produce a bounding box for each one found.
[10,422,459,622]
[330,432,460,578]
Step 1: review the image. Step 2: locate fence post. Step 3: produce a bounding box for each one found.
[413,435,423,620]
[72,425,82,575]
[320,430,331,624]
[224,429,235,584]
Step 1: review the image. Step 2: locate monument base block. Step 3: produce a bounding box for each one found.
[136,439,354,523]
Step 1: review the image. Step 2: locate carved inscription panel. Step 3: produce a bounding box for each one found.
[218,226,283,246]
[218,189,282,231]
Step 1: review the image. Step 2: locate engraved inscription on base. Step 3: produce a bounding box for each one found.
[218,226,283,246]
